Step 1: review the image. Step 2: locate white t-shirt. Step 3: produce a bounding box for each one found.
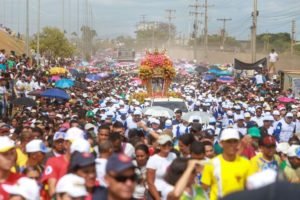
[146,153,177,192]
[269,52,278,63]
[95,158,108,187]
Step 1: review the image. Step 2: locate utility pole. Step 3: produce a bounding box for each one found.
[25,0,29,56]
[189,0,203,60]
[165,9,176,48]
[217,18,232,51]
[291,20,296,55]
[203,0,213,58]
[62,0,65,33]
[77,0,80,34]
[251,0,258,62]
[37,0,40,66]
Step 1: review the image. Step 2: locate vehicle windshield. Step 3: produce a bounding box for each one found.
[152,101,188,112]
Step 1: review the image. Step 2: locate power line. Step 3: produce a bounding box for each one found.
[165,9,176,47]
[189,0,203,60]
[291,20,296,55]
[217,18,232,50]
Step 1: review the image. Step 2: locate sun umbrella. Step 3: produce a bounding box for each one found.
[55,79,74,89]
[27,89,43,96]
[12,97,37,107]
[98,72,109,78]
[41,88,70,100]
[143,106,175,118]
[86,74,101,82]
[277,97,296,103]
[51,75,61,82]
[49,67,68,75]
[203,73,217,82]
[182,111,212,124]
[217,76,235,84]
[195,65,208,73]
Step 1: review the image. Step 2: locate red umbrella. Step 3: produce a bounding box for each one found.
[277,96,296,103]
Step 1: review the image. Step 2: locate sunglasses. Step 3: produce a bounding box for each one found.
[110,174,137,183]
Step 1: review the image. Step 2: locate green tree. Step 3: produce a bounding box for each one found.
[257,32,291,52]
[30,27,75,58]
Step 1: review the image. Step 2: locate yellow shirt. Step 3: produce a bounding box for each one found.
[201,154,252,200]
[14,148,28,172]
[249,153,280,174]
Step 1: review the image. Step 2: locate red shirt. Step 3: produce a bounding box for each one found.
[0,173,23,200]
[41,155,69,183]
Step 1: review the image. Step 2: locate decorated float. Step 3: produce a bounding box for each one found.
[139,49,176,97]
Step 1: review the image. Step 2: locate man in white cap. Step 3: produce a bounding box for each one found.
[251,107,264,127]
[41,127,85,197]
[125,110,142,136]
[0,136,22,200]
[233,115,247,136]
[274,112,295,142]
[2,177,40,200]
[201,128,252,200]
[56,174,87,200]
[283,145,300,183]
[23,139,48,174]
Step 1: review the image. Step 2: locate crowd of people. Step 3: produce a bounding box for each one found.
[0,48,300,200]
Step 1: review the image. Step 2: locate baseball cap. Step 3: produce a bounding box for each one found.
[276,142,290,155]
[286,112,293,118]
[227,110,233,116]
[106,153,135,173]
[165,119,172,128]
[2,177,40,200]
[25,139,48,153]
[260,136,276,147]
[133,110,142,116]
[70,139,91,154]
[247,127,261,138]
[263,115,274,121]
[84,123,96,131]
[236,115,245,121]
[53,131,65,141]
[69,151,95,171]
[56,174,87,198]
[174,109,182,114]
[150,118,160,125]
[244,112,251,118]
[287,145,300,158]
[272,110,280,116]
[220,128,240,141]
[0,136,15,153]
[65,127,85,141]
[157,134,173,145]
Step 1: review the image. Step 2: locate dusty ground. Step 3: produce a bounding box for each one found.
[168,47,300,71]
[0,31,25,54]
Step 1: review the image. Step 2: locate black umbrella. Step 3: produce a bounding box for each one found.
[12,97,37,107]
[27,89,43,96]
[195,65,208,73]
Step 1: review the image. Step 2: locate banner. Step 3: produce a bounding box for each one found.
[234,57,267,70]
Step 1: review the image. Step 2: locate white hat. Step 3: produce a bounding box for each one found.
[150,118,160,125]
[246,169,277,190]
[133,110,142,116]
[70,138,91,154]
[263,115,274,121]
[119,108,127,115]
[235,115,245,121]
[287,145,300,158]
[65,127,85,141]
[276,142,290,154]
[227,110,233,116]
[0,136,15,153]
[158,134,172,145]
[286,112,293,118]
[2,177,40,200]
[209,117,216,123]
[56,174,87,198]
[53,132,65,141]
[84,123,96,131]
[165,119,172,127]
[244,112,251,118]
[56,114,63,119]
[25,139,48,153]
[272,110,280,116]
[220,128,240,141]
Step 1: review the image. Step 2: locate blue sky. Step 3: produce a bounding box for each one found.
[1,0,299,40]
